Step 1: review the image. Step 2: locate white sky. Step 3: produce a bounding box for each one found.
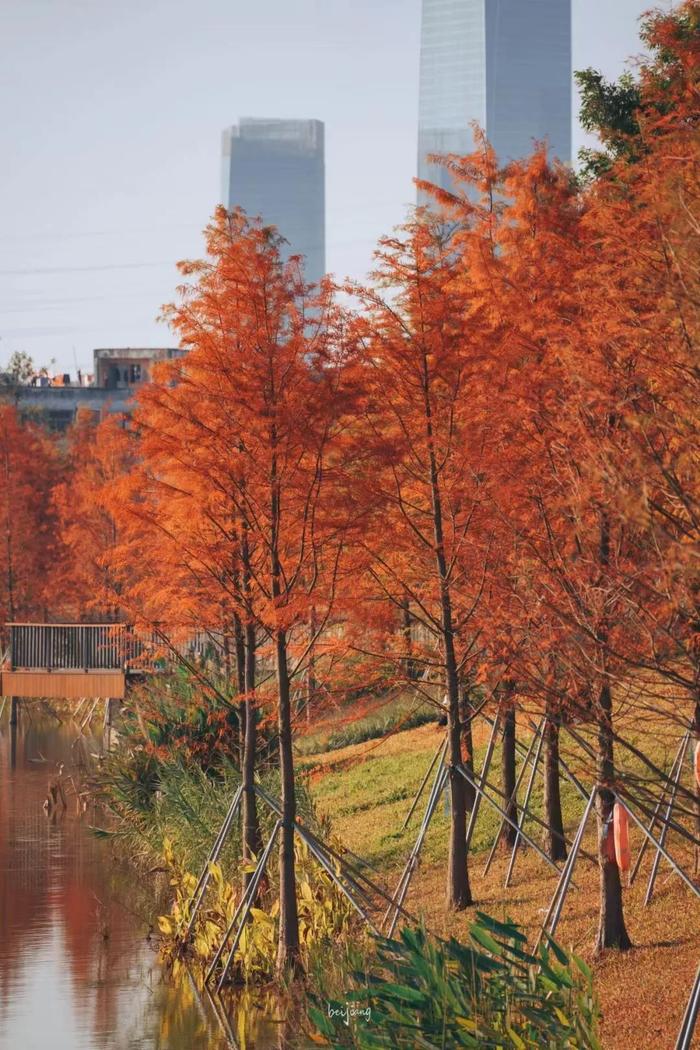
[0,0,666,374]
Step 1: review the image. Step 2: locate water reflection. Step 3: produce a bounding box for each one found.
[0,708,241,1049]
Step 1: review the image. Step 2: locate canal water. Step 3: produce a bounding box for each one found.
[0,711,283,1049]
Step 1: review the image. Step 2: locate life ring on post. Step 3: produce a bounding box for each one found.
[613,801,631,872]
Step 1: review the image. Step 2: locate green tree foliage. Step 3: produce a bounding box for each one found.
[575,2,699,178]
[2,351,35,385]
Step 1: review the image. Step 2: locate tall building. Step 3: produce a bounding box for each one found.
[221,118,325,287]
[418,0,571,197]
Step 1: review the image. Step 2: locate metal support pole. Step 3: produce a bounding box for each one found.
[455,764,561,875]
[616,793,700,901]
[630,732,688,885]
[295,817,407,918]
[465,710,500,852]
[629,734,688,890]
[384,764,449,936]
[382,753,448,929]
[643,734,690,903]
[675,964,700,1050]
[534,786,597,955]
[183,784,244,941]
[505,722,546,888]
[209,819,281,991]
[254,784,413,924]
[482,719,543,878]
[294,823,379,934]
[402,735,448,830]
[521,717,587,803]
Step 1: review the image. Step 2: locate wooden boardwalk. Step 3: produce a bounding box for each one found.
[0,623,160,699]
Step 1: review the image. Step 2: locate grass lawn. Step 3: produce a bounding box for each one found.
[300,711,699,1050]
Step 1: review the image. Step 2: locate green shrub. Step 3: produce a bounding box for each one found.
[308,913,600,1049]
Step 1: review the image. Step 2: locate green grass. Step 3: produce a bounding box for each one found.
[296,691,441,756]
[305,713,685,872]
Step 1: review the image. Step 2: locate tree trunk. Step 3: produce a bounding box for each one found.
[458,684,476,813]
[595,681,631,952]
[424,385,472,910]
[543,709,567,861]
[268,427,301,974]
[275,627,301,973]
[233,615,246,766]
[242,621,262,885]
[427,496,470,907]
[500,705,517,848]
[400,597,417,681]
[305,610,318,728]
[595,511,630,952]
[693,694,700,877]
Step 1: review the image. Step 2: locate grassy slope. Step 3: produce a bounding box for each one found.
[300,716,699,1050]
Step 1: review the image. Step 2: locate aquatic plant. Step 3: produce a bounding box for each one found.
[308,913,600,1048]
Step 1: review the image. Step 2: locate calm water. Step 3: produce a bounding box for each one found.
[0,710,284,1049]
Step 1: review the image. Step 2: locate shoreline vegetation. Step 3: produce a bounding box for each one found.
[93,679,603,1047]
[2,5,698,1048]
[87,669,697,1047]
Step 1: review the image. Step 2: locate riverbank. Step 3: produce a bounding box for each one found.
[77,679,699,1048]
[302,716,699,1050]
[88,685,607,1047]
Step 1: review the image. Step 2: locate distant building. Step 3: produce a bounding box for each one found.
[221,118,326,287]
[2,347,182,431]
[93,347,182,389]
[417,0,571,199]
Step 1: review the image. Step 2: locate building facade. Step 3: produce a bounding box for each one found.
[93,347,182,389]
[221,118,325,287]
[418,0,571,197]
[2,348,181,431]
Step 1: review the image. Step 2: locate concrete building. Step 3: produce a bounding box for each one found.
[221,118,325,287]
[418,0,571,198]
[1,348,181,431]
[93,347,182,389]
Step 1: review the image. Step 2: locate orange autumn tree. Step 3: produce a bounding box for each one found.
[118,207,353,972]
[0,405,61,626]
[421,140,641,948]
[347,213,500,911]
[577,2,700,872]
[427,6,700,943]
[105,392,266,862]
[53,409,133,621]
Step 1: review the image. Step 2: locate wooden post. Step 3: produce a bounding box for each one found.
[9,698,19,769]
[103,697,117,752]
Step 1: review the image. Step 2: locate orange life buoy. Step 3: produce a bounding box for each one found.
[613,802,631,872]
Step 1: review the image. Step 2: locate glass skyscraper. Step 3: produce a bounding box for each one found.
[418,0,571,196]
[221,118,325,287]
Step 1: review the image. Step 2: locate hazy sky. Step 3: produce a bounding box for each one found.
[1,0,664,374]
